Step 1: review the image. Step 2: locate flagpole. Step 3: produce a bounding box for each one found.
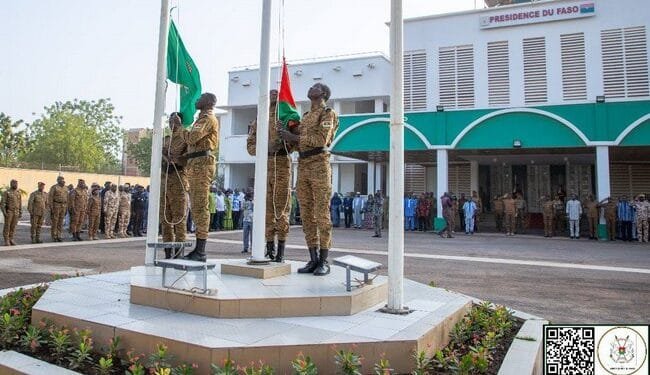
[250,0,273,264]
[145,0,169,266]
[384,0,407,313]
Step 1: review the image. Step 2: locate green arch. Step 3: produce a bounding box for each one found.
[619,118,650,146]
[332,121,428,152]
[455,112,587,149]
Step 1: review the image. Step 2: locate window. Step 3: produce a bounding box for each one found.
[487,41,510,106]
[231,107,257,135]
[523,37,547,104]
[601,26,649,98]
[561,33,587,100]
[404,51,427,110]
[438,45,475,109]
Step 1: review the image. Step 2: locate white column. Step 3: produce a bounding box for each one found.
[250,0,272,263]
[386,0,406,313]
[332,163,340,194]
[223,164,231,191]
[291,161,298,189]
[375,163,383,193]
[596,146,610,225]
[367,161,376,194]
[374,98,384,113]
[470,160,479,195]
[144,0,169,266]
[436,149,449,218]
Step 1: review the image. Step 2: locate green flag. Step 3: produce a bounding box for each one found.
[167,20,201,127]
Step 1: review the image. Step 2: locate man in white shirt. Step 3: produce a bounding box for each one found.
[566,194,583,239]
[215,190,225,231]
[352,192,364,229]
[232,189,242,230]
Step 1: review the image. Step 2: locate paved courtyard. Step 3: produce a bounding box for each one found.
[1,220,648,324]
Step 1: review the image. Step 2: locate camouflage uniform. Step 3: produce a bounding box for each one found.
[503,196,516,236]
[183,109,219,240]
[161,127,188,245]
[542,199,555,237]
[70,186,88,237]
[373,195,384,237]
[604,200,617,241]
[2,188,22,245]
[246,104,292,245]
[48,184,68,241]
[584,199,599,239]
[492,197,504,232]
[633,199,649,242]
[553,198,565,234]
[87,194,101,240]
[28,188,48,243]
[103,191,119,239]
[118,191,131,237]
[515,196,527,234]
[296,103,338,250]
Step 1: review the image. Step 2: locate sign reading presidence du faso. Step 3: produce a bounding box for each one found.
[480,1,595,29]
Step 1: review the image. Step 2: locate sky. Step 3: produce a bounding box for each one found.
[1,0,477,130]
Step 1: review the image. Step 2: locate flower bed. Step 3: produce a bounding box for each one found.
[0,284,523,374]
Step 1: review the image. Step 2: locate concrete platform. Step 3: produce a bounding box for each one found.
[130,260,388,318]
[32,265,473,374]
[220,259,292,279]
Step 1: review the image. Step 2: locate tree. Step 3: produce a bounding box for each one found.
[0,113,30,165]
[127,134,152,176]
[25,99,123,173]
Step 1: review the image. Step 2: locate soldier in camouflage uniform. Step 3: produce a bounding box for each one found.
[103,184,119,239]
[48,176,68,242]
[372,191,384,238]
[2,179,22,246]
[161,112,188,258]
[69,179,88,241]
[541,195,555,237]
[182,93,219,262]
[279,83,339,276]
[599,197,618,241]
[87,184,102,240]
[247,89,295,263]
[117,185,131,238]
[633,194,649,242]
[28,182,48,243]
[584,195,600,240]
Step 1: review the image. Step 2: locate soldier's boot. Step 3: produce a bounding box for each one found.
[77,232,84,241]
[274,241,285,263]
[4,239,10,246]
[313,248,331,276]
[184,239,207,262]
[164,248,172,259]
[31,235,35,244]
[297,247,319,274]
[265,241,276,261]
[9,239,16,246]
[36,235,42,244]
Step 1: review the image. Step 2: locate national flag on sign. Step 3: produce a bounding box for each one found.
[277,57,300,129]
[167,20,202,127]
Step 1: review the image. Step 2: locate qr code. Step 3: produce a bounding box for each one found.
[545,326,595,375]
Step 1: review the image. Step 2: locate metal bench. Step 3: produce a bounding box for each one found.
[154,259,216,294]
[332,255,383,292]
[147,241,193,262]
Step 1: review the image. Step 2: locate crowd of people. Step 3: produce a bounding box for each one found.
[1,177,150,245]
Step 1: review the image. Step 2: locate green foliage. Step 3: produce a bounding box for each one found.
[0,311,24,349]
[147,343,174,371]
[25,98,122,173]
[334,349,363,375]
[48,327,72,365]
[19,325,46,354]
[290,352,318,375]
[172,362,198,375]
[96,356,114,375]
[67,329,94,370]
[211,356,237,375]
[0,113,30,165]
[239,361,275,375]
[411,350,431,375]
[373,355,393,375]
[125,350,146,375]
[126,133,152,176]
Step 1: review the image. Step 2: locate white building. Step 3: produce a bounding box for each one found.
[218,53,391,194]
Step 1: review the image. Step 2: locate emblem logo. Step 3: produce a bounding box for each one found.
[597,326,648,375]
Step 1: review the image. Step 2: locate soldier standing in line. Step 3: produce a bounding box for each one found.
[28,182,48,243]
[503,193,516,236]
[2,179,22,246]
[471,190,482,232]
[633,194,649,243]
[247,89,296,263]
[541,195,555,237]
[492,195,504,233]
[87,184,102,240]
[182,93,219,262]
[117,185,131,238]
[584,194,600,240]
[514,193,527,234]
[161,112,188,259]
[279,83,338,275]
[553,195,565,235]
[48,176,68,242]
[439,192,454,238]
[103,184,119,239]
[372,191,384,238]
[599,197,618,241]
[69,179,88,241]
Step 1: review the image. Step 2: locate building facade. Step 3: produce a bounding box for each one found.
[219,53,391,194]
[122,128,151,177]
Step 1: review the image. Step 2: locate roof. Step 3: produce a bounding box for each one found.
[229,51,390,74]
[403,0,566,23]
